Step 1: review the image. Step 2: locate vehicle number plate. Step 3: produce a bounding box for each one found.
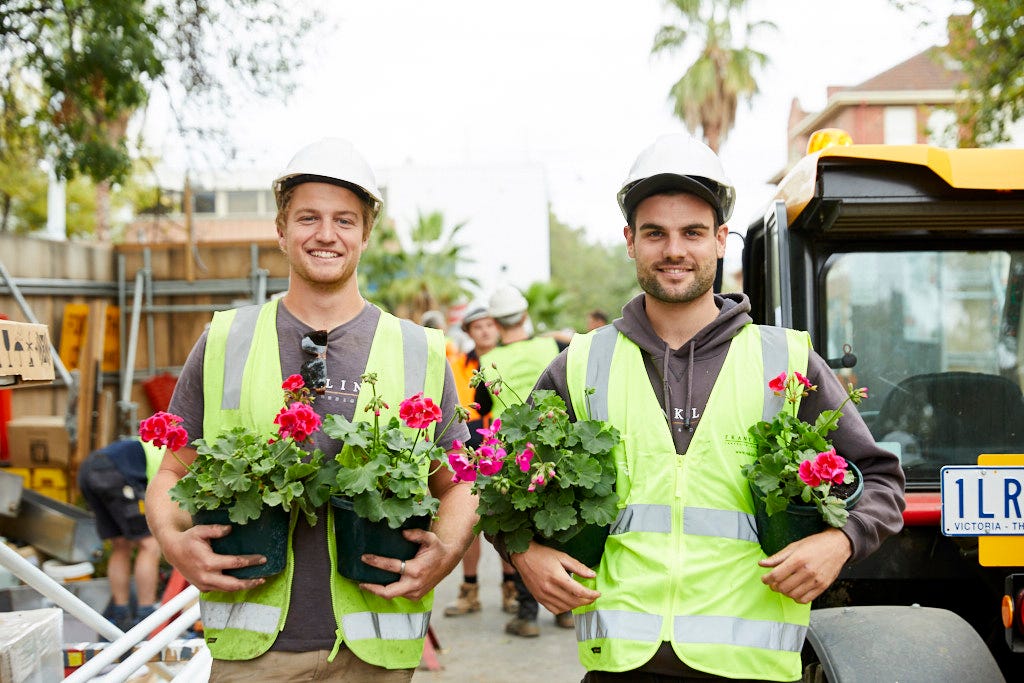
[940,466,1024,536]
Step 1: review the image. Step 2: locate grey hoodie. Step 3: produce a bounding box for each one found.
[535,292,905,563]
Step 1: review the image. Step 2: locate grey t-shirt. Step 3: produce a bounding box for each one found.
[168,300,469,651]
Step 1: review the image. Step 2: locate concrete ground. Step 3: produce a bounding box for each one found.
[412,540,586,683]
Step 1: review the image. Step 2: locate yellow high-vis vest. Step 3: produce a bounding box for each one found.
[198,300,446,668]
[565,323,811,681]
[480,337,560,419]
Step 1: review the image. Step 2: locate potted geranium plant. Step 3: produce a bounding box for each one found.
[138,374,327,578]
[449,368,620,567]
[320,372,466,584]
[742,371,868,556]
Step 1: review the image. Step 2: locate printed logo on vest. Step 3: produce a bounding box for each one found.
[724,433,758,456]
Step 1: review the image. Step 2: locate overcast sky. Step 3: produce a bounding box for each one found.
[148,0,964,255]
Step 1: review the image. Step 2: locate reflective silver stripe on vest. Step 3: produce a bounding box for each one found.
[610,504,672,535]
[200,599,280,635]
[577,609,663,643]
[586,325,788,423]
[683,507,758,543]
[584,325,618,421]
[758,325,789,422]
[399,319,428,397]
[222,304,262,410]
[342,610,430,641]
[674,614,806,653]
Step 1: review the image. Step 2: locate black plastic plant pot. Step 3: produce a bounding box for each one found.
[331,496,431,585]
[541,523,611,569]
[750,462,863,557]
[192,506,289,579]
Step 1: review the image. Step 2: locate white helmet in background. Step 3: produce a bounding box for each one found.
[273,138,382,213]
[617,133,735,226]
[488,285,529,320]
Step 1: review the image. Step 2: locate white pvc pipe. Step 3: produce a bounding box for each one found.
[63,586,200,683]
[0,541,122,641]
[92,604,201,683]
[171,646,211,682]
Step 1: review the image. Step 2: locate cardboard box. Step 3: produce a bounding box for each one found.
[6,417,71,467]
[0,320,55,389]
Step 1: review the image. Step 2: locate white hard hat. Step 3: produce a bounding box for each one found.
[488,285,528,319]
[617,133,735,225]
[460,304,491,331]
[273,138,382,212]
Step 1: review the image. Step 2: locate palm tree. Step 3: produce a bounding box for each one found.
[360,209,478,320]
[651,0,774,152]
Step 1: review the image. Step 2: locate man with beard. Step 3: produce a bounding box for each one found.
[506,134,905,681]
[146,138,476,682]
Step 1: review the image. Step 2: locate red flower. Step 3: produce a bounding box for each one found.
[399,392,442,430]
[139,411,189,451]
[282,374,305,392]
[794,372,813,389]
[274,402,322,442]
[768,372,788,394]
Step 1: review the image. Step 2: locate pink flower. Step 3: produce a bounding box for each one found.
[476,419,501,442]
[478,455,504,476]
[798,448,849,488]
[399,392,443,429]
[516,443,535,473]
[139,411,189,451]
[448,451,477,482]
[282,374,305,392]
[798,459,822,487]
[794,372,813,389]
[528,471,547,491]
[274,402,322,442]
[812,448,848,485]
[768,372,788,394]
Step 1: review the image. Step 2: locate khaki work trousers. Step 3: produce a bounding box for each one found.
[209,649,414,682]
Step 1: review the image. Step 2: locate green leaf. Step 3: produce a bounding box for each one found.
[534,505,576,536]
[354,490,386,523]
[229,488,266,524]
[335,461,386,495]
[580,493,619,526]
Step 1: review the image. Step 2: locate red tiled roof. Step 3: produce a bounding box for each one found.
[847,46,964,93]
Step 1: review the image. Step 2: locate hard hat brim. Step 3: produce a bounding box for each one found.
[618,173,733,226]
[274,173,382,212]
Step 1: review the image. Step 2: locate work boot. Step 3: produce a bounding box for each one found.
[444,582,481,616]
[555,611,575,629]
[504,616,540,637]
[106,603,132,633]
[130,603,158,629]
[501,579,519,614]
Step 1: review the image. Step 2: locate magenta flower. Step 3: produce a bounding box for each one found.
[478,455,503,476]
[794,371,813,389]
[448,451,477,483]
[516,443,535,473]
[768,372,788,394]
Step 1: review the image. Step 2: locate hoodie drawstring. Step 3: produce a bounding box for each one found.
[683,342,694,433]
